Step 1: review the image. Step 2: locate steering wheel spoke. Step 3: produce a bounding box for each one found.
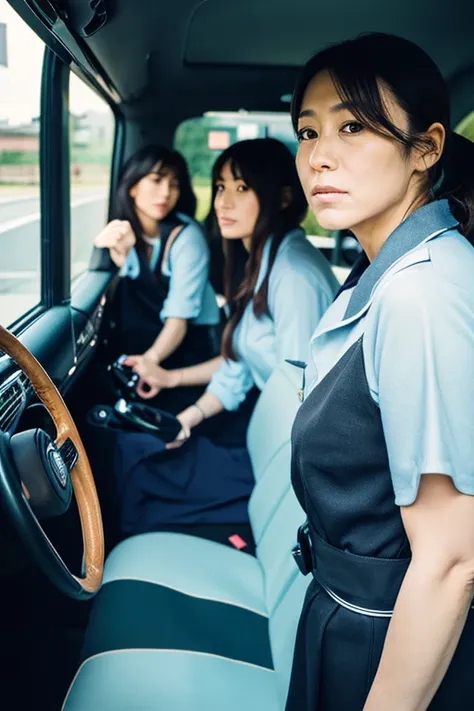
[57,437,79,474]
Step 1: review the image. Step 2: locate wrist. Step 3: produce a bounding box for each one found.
[169,369,183,388]
[144,348,160,364]
[191,401,206,423]
[182,405,204,429]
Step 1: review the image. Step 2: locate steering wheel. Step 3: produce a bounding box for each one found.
[0,326,104,599]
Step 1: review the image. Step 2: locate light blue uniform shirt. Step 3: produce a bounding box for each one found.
[120,213,220,326]
[305,200,474,506]
[208,228,339,411]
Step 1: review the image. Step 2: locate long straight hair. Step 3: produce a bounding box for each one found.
[291,33,474,238]
[112,145,197,252]
[206,138,307,360]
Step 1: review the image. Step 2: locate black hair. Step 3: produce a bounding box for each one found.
[112,145,197,251]
[291,32,474,238]
[205,138,307,360]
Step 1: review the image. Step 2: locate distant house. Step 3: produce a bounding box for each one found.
[0,122,39,153]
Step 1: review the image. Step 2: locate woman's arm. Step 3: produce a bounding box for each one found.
[94,219,136,267]
[363,474,474,711]
[160,222,211,325]
[144,317,187,364]
[124,355,223,399]
[270,265,334,363]
[166,391,225,450]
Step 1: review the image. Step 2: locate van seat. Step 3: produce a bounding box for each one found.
[62,363,309,710]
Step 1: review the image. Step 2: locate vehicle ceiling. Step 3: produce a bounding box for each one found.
[55,0,474,142]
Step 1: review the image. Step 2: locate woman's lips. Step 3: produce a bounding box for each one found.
[218,216,237,226]
[313,192,347,204]
[311,185,347,204]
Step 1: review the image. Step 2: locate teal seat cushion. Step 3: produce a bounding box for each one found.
[62,650,280,711]
[81,578,273,669]
[102,531,266,614]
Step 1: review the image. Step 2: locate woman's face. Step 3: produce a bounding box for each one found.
[296,70,423,237]
[213,161,260,243]
[129,163,180,224]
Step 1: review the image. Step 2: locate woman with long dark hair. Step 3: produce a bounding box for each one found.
[95,145,219,412]
[119,138,338,537]
[286,33,474,711]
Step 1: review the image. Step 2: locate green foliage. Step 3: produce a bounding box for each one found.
[456,112,474,143]
[70,145,113,165]
[175,117,222,179]
[0,150,39,165]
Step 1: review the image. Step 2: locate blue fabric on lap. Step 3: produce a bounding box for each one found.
[114,431,255,533]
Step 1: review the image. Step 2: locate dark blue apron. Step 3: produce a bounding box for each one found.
[113,215,220,413]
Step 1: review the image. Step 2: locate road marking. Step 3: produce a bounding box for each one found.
[0,194,39,206]
[0,271,37,279]
[0,193,106,235]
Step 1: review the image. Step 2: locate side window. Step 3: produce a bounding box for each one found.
[0,2,43,327]
[69,71,114,281]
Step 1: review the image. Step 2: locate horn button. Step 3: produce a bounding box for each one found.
[10,428,74,518]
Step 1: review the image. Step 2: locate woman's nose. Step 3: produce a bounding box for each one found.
[160,181,171,197]
[220,191,234,209]
[309,136,338,172]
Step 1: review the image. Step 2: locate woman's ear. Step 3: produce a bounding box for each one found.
[415,122,446,173]
[281,186,292,209]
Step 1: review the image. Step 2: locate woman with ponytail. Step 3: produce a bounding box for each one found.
[286,32,474,711]
[119,138,338,537]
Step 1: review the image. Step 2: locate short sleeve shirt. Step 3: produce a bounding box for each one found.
[305,200,474,506]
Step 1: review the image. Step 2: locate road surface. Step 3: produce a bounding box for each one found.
[0,191,107,326]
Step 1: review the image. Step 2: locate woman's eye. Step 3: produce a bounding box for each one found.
[297,127,318,142]
[237,184,249,192]
[215,184,224,192]
[341,121,364,135]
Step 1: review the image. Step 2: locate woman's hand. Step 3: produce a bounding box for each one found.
[124,355,181,400]
[94,220,136,267]
[165,406,203,450]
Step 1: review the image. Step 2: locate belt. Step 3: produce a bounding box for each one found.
[292,522,410,618]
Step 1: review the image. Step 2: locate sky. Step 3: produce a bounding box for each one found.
[0,1,110,126]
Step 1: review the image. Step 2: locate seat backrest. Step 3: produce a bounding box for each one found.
[248,443,292,545]
[247,362,308,705]
[256,485,306,613]
[247,362,301,481]
[246,363,301,547]
[268,571,311,705]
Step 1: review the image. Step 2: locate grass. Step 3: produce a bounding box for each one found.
[193,181,329,236]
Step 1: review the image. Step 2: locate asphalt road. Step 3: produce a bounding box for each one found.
[0,191,107,325]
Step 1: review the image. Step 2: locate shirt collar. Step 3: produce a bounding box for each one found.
[343,199,458,320]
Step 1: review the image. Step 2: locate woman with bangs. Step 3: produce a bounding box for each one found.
[95,145,220,413]
[286,33,474,711]
[119,138,338,538]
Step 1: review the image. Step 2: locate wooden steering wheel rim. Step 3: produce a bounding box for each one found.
[0,325,104,595]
